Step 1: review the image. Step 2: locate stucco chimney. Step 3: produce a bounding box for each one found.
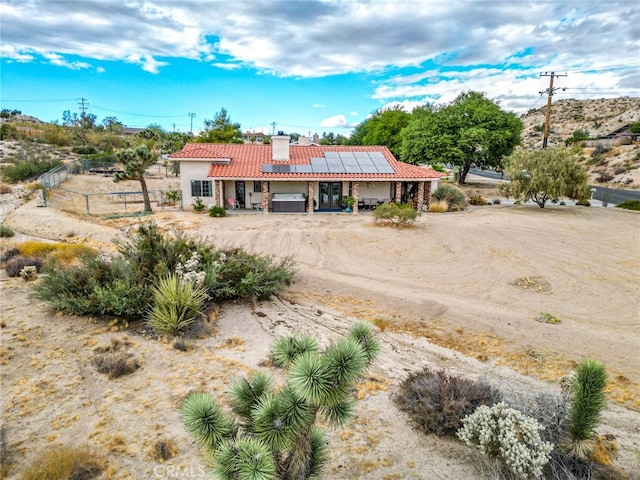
[298,136,311,146]
[272,132,291,161]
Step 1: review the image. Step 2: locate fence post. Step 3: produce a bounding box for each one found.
[85,194,89,214]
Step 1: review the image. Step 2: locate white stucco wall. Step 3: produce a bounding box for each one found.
[178,160,216,208]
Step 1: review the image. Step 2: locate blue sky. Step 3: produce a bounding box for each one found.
[1,1,638,135]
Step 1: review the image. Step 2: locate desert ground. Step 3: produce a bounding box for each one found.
[1,173,639,479]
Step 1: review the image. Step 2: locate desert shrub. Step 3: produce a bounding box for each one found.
[172,338,190,351]
[396,368,501,436]
[4,255,43,277]
[92,350,140,379]
[205,249,296,301]
[427,200,449,213]
[615,199,640,211]
[612,167,627,175]
[32,254,151,317]
[492,198,502,204]
[575,199,591,206]
[468,195,487,206]
[1,158,62,183]
[0,247,20,262]
[20,265,38,281]
[208,205,226,217]
[596,172,613,183]
[17,444,106,480]
[150,439,179,462]
[565,359,607,460]
[17,241,96,264]
[372,202,419,227]
[432,184,466,211]
[147,274,208,336]
[192,197,205,213]
[457,402,553,479]
[0,223,15,237]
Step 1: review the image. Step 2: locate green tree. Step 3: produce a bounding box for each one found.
[181,322,380,480]
[350,105,411,158]
[114,145,156,212]
[500,148,589,208]
[565,129,590,146]
[197,107,243,143]
[101,116,124,133]
[401,92,522,182]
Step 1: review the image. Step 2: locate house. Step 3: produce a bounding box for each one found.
[168,134,443,214]
[242,131,266,144]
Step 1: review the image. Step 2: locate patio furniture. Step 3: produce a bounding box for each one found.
[227,197,239,209]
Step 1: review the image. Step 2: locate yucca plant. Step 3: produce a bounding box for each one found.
[147,273,208,335]
[565,358,608,460]
[180,321,379,480]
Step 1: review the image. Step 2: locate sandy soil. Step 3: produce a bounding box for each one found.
[1,173,639,479]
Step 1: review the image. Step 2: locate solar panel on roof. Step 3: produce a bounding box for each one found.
[369,151,386,159]
[374,163,395,174]
[294,165,313,173]
[339,152,356,161]
[326,160,346,173]
[324,151,340,158]
[262,164,274,173]
[354,152,371,160]
[311,158,330,173]
[344,163,362,173]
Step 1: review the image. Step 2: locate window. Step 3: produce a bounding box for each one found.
[191,180,212,197]
[253,181,262,193]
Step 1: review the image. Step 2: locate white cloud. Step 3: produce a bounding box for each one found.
[0,44,34,62]
[126,54,168,74]
[43,53,91,70]
[313,104,325,108]
[96,66,105,74]
[320,114,349,128]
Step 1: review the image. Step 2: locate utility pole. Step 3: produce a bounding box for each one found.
[539,72,567,149]
[77,97,88,128]
[188,113,196,134]
[271,121,277,135]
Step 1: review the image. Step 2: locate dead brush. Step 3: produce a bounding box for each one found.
[16,444,106,480]
[150,438,179,462]
[92,337,140,379]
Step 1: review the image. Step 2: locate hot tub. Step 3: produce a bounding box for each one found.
[271,193,306,212]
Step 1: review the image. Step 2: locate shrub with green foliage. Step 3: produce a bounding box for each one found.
[615,199,640,211]
[432,184,467,211]
[1,158,62,183]
[0,224,15,237]
[372,202,419,227]
[181,322,379,480]
[396,368,501,436]
[457,402,553,479]
[31,221,296,319]
[192,197,205,213]
[209,205,227,217]
[205,249,295,301]
[147,274,208,336]
[468,195,487,206]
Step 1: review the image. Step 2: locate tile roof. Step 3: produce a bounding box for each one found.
[169,143,443,180]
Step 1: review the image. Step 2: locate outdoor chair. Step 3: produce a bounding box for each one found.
[227,197,239,209]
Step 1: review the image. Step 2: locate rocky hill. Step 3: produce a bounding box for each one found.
[519,96,640,148]
[519,97,640,188]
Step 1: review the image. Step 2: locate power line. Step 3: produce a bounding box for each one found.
[539,72,567,149]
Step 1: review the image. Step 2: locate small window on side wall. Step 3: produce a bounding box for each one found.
[253,181,262,193]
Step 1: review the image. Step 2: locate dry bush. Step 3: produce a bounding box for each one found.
[0,183,12,194]
[17,444,106,480]
[4,256,44,277]
[92,339,140,379]
[149,438,179,462]
[17,241,96,263]
[428,200,449,213]
[396,368,501,436]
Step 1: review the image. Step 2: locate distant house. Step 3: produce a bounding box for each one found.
[122,127,144,136]
[168,134,442,214]
[242,131,266,144]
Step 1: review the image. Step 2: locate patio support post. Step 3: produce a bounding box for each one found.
[352,181,359,215]
[416,181,425,211]
[395,182,402,203]
[307,182,314,214]
[262,181,269,214]
[425,181,432,209]
[214,180,222,207]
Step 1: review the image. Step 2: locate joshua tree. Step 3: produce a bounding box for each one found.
[181,322,380,480]
[565,358,607,460]
[114,145,156,212]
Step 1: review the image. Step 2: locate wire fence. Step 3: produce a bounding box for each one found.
[46,188,183,215]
